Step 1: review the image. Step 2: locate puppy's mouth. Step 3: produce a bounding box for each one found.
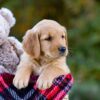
[44,48,68,59]
[45,52,67,59]
[59,52,66,56]
[59,50,68,56]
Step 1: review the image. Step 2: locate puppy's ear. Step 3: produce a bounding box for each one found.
[23,29,40,59]
[62,26,68,46]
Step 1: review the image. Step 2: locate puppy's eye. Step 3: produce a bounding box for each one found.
[45,36,52,41]
[61,35,65,38]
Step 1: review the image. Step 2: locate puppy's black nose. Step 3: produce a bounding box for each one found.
[58,46,66,53]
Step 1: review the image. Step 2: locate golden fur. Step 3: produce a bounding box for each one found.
[13,19,70,93]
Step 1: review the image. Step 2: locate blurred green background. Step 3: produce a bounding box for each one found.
[0,0,100,100]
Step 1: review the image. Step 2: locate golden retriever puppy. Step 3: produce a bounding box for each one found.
[13,19,70,92]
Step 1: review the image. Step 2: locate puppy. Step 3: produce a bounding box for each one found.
[13,19,70,91]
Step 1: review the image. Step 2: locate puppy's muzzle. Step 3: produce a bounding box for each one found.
[58,46,66,54]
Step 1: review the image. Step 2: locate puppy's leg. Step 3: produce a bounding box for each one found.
[13,62,33,89]
[37,66,66,89]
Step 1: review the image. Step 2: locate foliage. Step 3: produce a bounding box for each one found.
[0,0,100,99]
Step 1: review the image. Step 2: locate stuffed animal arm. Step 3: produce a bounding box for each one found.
[0,37,5,45]
[8,36,23,57]
[0,65,9,73]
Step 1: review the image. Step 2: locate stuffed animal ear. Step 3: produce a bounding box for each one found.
[23,29,40,59]
[0,8,16,27]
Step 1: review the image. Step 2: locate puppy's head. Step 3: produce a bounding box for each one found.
[23,19,68,59]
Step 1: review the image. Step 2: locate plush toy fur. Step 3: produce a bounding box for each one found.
[0,8,23,74]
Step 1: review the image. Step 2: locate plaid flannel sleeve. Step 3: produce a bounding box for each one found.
[0,73,73,100]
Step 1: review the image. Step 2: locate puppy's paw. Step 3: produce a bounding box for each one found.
[13,74,30,89]
[37,74,54,90]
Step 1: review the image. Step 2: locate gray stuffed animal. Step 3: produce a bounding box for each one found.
[0,8,23,74]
